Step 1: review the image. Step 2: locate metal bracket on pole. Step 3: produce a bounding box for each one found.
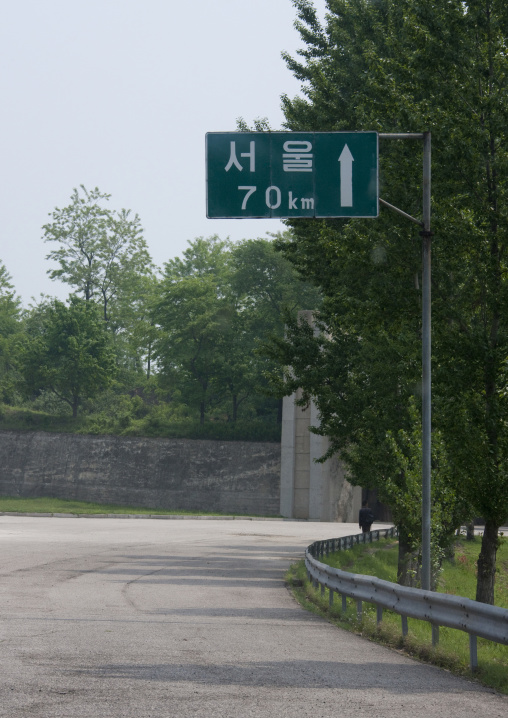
[379,131,432,592]
[379,198,424,227]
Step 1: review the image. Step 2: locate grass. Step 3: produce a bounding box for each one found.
[0,405,83,434]
[286,536,508,694]
[0,404,281,442]
[0,495,279,518]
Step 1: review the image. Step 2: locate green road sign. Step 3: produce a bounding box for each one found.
[206,131,378,219]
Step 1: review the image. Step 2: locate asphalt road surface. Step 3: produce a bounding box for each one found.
[0,515,506,717]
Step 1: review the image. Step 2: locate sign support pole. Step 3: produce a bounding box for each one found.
[379,132,432,591]
[421,131,432,592]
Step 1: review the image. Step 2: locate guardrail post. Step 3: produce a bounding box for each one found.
[377,605,383,625]
[342,594,347,613]
[357,600,362,619]
[401,615,408,637]
[469,635,478,672]
[329,589,334,607]
[432,625,439,646]
[321,582,325,597]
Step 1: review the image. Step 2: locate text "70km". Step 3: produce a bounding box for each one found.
[239,186,315,211]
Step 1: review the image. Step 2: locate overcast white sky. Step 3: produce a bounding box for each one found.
[1,0,327,305]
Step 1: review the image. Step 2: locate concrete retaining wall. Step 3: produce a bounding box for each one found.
[0,430,281,515]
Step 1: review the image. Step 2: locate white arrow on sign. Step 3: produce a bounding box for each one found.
[338,144,354,207]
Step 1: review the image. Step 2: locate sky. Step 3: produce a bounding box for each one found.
[1,0,327,305]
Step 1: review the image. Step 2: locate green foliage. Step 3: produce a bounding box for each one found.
[0,261,22,404]
[2,228,312,440]
[43,185,157,370]
[323,538,400,581]
[0,403,281,441]
[384,398,469,585]
[0,404,84,433]
[19,297,116,417]
[153,235,320,425]
[153,236,235,423]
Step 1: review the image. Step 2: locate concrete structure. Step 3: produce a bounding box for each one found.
[280,310,362,522]
[0,430,280,516]
[280,390,361,522]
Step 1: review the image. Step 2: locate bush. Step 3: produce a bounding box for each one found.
[0,403,281,442]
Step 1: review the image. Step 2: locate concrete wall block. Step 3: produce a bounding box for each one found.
[294,468,310,490]
[294,431,310,455]
[293,488,309,519]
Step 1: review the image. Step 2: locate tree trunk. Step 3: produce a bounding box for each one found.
[475,520,499,604]
[72,396,79,419]
[146,341,151,380]
[397,528,419,587]
[200,401,205,425]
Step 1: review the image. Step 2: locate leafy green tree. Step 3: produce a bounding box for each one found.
[153,235,321,424]
[231,234,320,332]
[153,237,233,424]
[43,185,155,330]
[122,273,160,380]
[271,0,508,602]
[230,235,321,421]
[0,262,22,404]
[19,297,116,417]
[385,400,469,587]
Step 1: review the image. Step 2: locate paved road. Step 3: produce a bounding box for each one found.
[0,516,506,718]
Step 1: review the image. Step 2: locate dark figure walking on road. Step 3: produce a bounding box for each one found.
[359,500,375,533]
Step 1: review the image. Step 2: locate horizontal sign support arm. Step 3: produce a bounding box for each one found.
[379,133,425,140]
[379,198,424,227]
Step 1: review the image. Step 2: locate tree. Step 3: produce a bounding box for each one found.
[152,235,321,424]
[153,237,234,424]
[19,297,116,417]
[230,235,321,421]
[0,262,22,404]
[271,0,508,602]
[230,234,320,332]
[122,273,160,380]
[43,186,155,330]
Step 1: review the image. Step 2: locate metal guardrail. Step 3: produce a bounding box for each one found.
[305,529,508,671]
[308,527,399,558]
